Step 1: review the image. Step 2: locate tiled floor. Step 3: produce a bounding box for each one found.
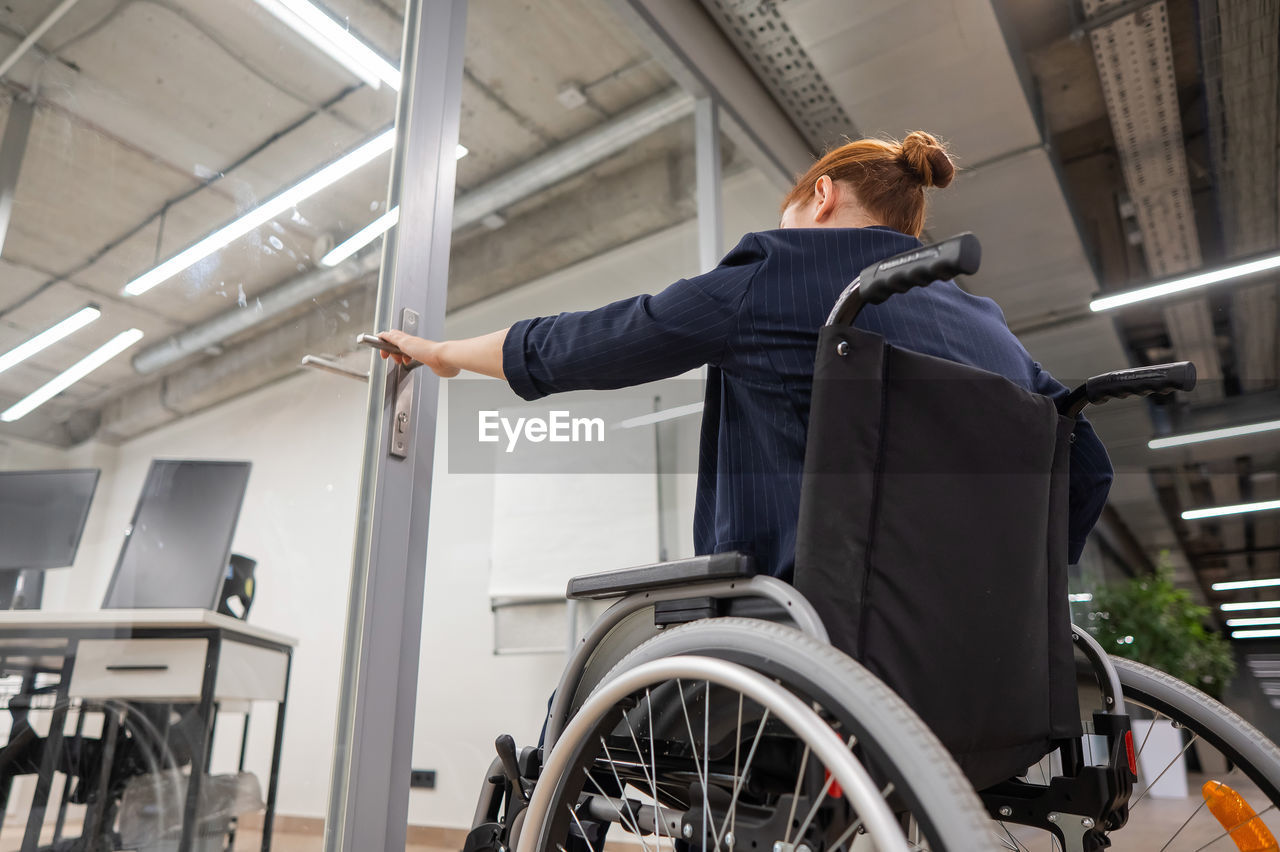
[7,771,1279,850]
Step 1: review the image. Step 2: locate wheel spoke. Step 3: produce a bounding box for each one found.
[567,802,599,852]
[1156,779,1217,852]
[1130,733,1200,809]
[782,744,811,846]
[583,765,648,844]
[714,707,772,843]
[599,736,654,852]
[703,680,711,849]
[1133,711,1162,764]
[829,780,891,850]
[625,696,666,846]
[731,693,742,845]
[790,734,857,845]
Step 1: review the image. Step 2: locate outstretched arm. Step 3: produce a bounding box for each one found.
[379,234,763,394]
[377,328,508,379]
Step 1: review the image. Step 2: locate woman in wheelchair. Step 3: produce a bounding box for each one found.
[380,130,1111,578]
[375,136,1280,852]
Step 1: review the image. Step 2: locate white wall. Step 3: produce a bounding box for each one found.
[4,165,783,827]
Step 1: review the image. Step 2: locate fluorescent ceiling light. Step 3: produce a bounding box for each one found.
[1150,419,1280,449]
[1068,592,1093,603]
[0,306,99,376]
[1,328,144,422]
[319,140,468,267]
[124,130,394,297]
[256,0,400,90]
[1090,251,1280,312]
[1213,578,1280,592]
[1184,500,1280,521]
[1232,629,1280,640]
[1221,600,1280,612]
[322,206,399,267]
[1226,617,1280,627]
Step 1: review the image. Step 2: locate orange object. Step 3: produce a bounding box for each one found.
[1202,780,1280,851]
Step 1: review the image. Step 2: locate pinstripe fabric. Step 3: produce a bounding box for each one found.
[503,226,1113,579]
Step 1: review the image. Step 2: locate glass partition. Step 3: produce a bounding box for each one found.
[0,0,407,848]
[406,0,787,841]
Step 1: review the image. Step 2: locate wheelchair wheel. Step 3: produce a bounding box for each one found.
[520,618,994,851]
[1006,656,1280,850]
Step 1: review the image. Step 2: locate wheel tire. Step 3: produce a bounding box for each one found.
[603,617,996,851]
[1107,655,1280,802]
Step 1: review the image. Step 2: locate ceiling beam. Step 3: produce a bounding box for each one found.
[0,0,83,80]
[0,95,33,256]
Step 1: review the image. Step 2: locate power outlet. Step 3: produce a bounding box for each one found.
[409,769,436,789]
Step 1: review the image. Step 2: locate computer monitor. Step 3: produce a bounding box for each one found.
[0,468,100,610]
[102,459,252,610]
[0,469,100,571]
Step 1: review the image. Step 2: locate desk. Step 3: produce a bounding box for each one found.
[0,610,296,852]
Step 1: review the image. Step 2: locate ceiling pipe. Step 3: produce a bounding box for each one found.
[131,87,694,376]
[132,252,380,374]
[0,0,83,80]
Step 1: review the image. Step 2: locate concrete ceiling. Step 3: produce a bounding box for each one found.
[0,0,686,438]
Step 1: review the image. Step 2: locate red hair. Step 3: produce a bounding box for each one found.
[782,131,955,237]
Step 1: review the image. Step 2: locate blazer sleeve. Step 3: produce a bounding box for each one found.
[1033,363,1115,563]
[503,235,763,400]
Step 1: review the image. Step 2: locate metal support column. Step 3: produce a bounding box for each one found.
[695,98,723,273]
[323,1,466,851]
[0,96,34,256]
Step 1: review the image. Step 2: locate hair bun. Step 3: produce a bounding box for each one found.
[899,131,955,189]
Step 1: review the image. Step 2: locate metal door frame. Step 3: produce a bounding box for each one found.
[323,2,467,850]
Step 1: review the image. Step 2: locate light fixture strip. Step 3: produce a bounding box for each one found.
[256,0,400,90]
[124,130,394,297]
[1090,251,1280,312]
[0,306,100,376]
[1226,617,1280,627]
[321,206,399,267]
[1231,629,1280,640]
[1150,419,1280,449]
[1184,500,1280,521]
[1,328,144,422]
[1212,578,1280,592]
[1221,600,1280,612]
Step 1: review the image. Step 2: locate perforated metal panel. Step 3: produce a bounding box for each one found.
[698,0,854,150]
[1085,0,1201,277]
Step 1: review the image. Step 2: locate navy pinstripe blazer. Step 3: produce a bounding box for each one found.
[503,226,1113,579]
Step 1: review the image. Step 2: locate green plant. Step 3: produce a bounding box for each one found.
[1081,556,1236,699]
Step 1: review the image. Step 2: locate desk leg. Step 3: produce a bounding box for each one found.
[22,644,76,852]
[225,712,251,852]
[261,652,291,852]
[81,705,121,847]
[179,635,221,852]
[52,703,86,844]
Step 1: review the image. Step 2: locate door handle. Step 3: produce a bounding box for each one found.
[299,355,370,382]
[357,310,421,459]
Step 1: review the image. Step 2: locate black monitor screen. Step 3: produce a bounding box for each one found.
[0,469,100,571]
[103,460,251,610]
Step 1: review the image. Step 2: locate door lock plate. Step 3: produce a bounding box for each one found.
[389,308,419,459]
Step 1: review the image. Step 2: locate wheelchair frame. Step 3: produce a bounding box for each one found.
[464,233,1235,852]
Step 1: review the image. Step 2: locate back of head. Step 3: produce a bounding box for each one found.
[782,131,955,237]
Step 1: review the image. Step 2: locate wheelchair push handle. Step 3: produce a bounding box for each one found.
[828,232,982,326]
[1062,361,1196,417]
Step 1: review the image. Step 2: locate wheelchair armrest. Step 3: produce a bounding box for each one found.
[565,552,757,600]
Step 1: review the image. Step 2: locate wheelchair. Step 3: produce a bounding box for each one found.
[464,234,1280,851]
